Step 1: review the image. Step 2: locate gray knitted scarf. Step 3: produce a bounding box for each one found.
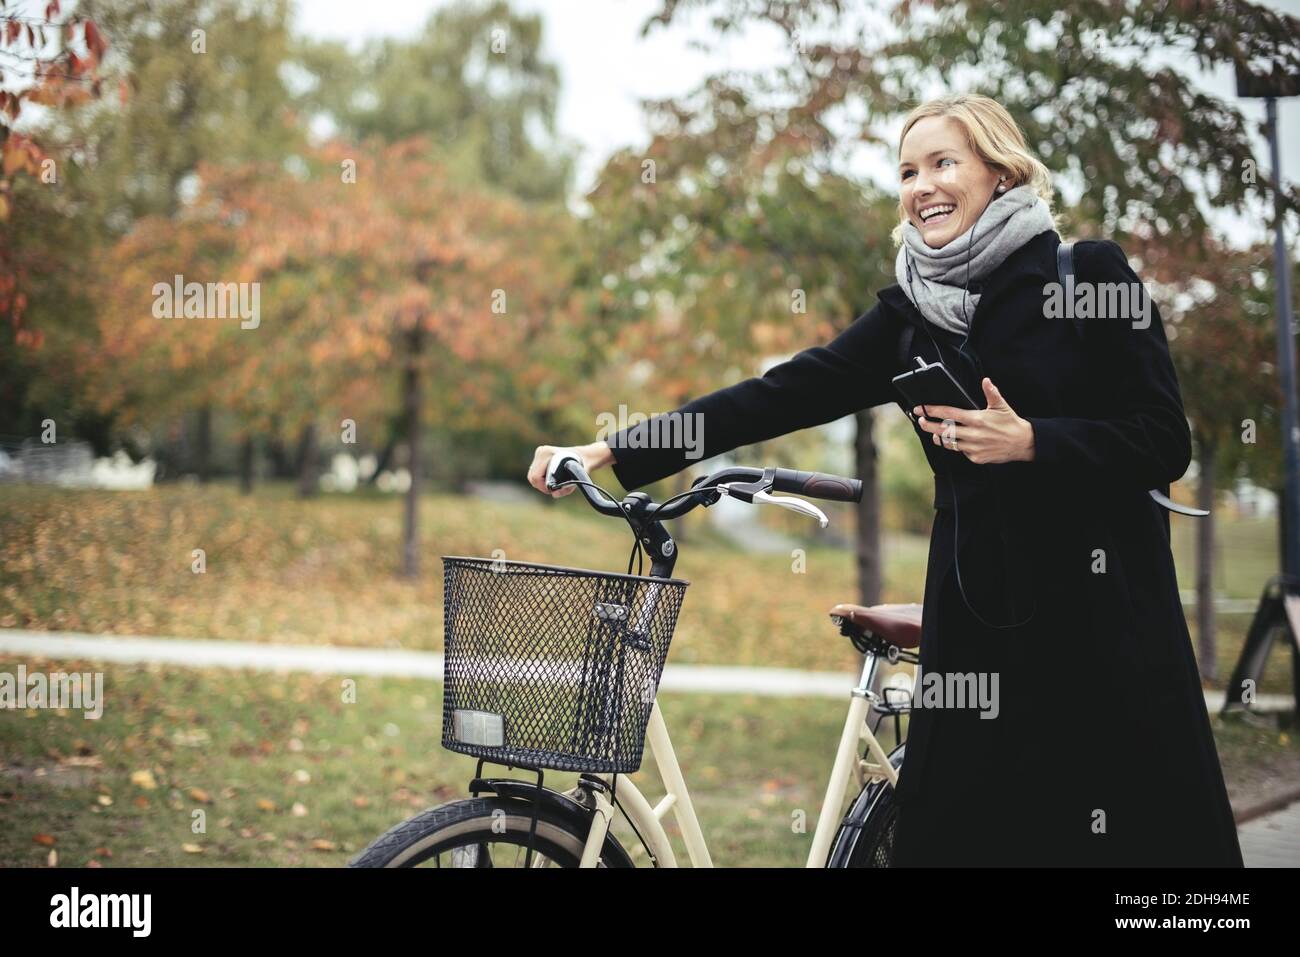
[893,184,1055,336]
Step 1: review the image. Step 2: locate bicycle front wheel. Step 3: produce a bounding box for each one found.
[348,796,635,868]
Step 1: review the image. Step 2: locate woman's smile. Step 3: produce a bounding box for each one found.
[917,202,957,228]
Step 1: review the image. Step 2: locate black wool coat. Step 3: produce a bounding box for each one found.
[607,228,1243,867]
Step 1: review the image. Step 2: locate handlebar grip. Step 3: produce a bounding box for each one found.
[771,468,862,503]
[545,452,585,491]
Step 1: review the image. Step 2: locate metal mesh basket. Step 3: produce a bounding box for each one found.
[440,556,688,774]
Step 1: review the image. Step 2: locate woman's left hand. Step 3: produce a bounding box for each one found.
[913,378,1036,465]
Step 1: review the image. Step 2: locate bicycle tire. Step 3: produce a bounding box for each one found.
[348,796,636,868]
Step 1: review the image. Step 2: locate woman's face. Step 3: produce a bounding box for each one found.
[898,116,1003,248]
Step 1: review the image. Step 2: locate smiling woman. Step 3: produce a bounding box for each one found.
[878,94,1241,867]
[530,92,1243,867]
[892,99,1057,248]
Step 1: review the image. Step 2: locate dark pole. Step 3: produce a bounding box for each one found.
[1223,73,1300,714]
[1265,96,1300,578]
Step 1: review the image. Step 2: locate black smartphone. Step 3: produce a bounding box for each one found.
[892,358,980,423]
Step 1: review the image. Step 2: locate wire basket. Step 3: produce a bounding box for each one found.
[440,556,689,774]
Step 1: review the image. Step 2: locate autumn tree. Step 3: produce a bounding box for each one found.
[4,0,304,470]
[284,0,578,484]
[0,0,110,437]
[643,0,1300,245]
[94,136,571,573]
[289,0,573,204]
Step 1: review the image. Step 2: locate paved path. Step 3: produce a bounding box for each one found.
[0,629,1291,709]
[1238,800,1300,867]
[0,630,855,698]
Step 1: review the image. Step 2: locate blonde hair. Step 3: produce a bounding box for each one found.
[891,93,1057,246]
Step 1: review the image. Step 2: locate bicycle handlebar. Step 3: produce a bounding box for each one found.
[545,453,627,516]
[544,454,862,522]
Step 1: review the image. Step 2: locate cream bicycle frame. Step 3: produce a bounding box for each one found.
[561,650,903,867]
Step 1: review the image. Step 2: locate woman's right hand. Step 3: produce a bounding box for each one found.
[526,442,616,498]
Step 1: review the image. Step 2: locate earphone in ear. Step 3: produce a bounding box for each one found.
[996,175,1009,193]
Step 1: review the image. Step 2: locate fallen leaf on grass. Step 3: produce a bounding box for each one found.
[181,843,203,854]
[171,729,210,747]
[62,755,103,768]
[47,849,58,867]
[33,833,55,846]
[130,769,158,790]
[96,795,113,807]
[188,787,211,804]
[256,798,276,812]
[310,839,336,851]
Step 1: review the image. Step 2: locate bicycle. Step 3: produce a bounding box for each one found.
[349,452,922,868]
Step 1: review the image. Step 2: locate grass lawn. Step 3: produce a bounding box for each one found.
[0,482,917,673]
[0,655,889,868]
[2,655,1291,868]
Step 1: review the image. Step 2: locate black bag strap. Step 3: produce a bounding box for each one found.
[1056,240,1086,342]
[897,321,917,369]
[1056,239,1207,517]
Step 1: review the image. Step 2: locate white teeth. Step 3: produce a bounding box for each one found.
[919,204,955,222]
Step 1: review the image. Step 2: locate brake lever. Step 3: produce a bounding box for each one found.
[732,487,829,528]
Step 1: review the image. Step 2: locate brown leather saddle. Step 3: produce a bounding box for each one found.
[827,602,923,649]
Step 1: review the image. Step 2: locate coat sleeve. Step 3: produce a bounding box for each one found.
[607,302,902,491]
[1022,240,1192,491]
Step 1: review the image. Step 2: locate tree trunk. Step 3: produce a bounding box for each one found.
[194,406,212,484]
[266,417,296,479]
[1196,440,1217,684]
[296,423,319,498]
[366,433,399,486]
[853,407,883,606]
[402,325,423,578]
[238,435,255,495]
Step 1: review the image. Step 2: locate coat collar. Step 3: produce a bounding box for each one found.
[876,228,1062,341]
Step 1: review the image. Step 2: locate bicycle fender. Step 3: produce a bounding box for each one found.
[469,777,638,868]
[825,744,905,869]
